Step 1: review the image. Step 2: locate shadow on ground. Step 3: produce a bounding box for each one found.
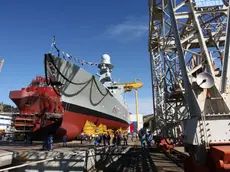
[102,147,184,172]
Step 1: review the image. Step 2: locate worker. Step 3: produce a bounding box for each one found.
[141,134,146,149]
[80,132,84,144]
[136,133,139,141]
[42,135,48,150]
[117,132,122,146]
[24,134,28,144]
[63,134,67,147]
[47,134,53,151]
[99,134,103,145]
[94,135,99,146]
[139,128,147,149]
[123,134,128,145]
[107,133,111,146]
[112,133,117,145]
[146,131,153,147]
[103,133,107,146]
[30,136,33,145]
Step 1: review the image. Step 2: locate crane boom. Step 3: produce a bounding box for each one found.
[114,82,143,92]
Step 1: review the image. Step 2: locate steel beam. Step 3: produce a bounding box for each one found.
[221,5,230,93]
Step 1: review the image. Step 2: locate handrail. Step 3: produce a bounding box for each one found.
[0,152,80,172]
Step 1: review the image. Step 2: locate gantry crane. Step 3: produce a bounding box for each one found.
[114,80,143,131]
[0,59,4,73]
[114,81,143,92]
[149,0,230,171]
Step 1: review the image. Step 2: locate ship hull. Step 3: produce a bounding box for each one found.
[29,103,129,141]
[30,119,62,140]
[45,54,130,139]
[9,76,64,139]
[56,102,129,140]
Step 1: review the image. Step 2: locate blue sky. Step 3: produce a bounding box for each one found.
[0,0,153,115]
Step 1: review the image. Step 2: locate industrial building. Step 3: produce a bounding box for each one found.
[128,114,143,133]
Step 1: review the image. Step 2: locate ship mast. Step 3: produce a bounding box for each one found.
[97,54,114,87]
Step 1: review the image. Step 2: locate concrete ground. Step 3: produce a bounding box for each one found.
[0,140,187,172]
[0,140,131,172]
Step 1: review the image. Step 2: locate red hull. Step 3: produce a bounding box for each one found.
[9,76,63,136]
[57,110,129,140]
[9,76,129,141]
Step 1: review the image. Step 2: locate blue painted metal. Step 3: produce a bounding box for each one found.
[0,124,10,126]
[133,122,137,133]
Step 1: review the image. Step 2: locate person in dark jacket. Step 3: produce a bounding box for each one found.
[94,135,99,146]
[63,135,67,147]
[146,131,153,147]
[47,135,53,151]
[107,133,111,146]
[112,133,117,145]
[103,134,107,146]
[123,134,128,146]
[139,128,147,149]
[117,132,121,146]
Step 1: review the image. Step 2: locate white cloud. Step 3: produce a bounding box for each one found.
[127,97,153,115]
[101,16,148,41]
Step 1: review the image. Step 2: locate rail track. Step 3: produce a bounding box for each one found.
[164,148,189,170]
[103,143,189,172]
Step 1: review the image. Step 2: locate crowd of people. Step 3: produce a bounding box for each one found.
[138,127,184,148]
[138,128,154,148]
[2,127,182,151]
[80,132,129,146]
[41,130,184,151]
[78,128,159,148]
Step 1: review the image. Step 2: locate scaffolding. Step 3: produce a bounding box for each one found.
[149,0,230,165]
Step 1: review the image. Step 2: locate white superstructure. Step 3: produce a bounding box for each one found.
[97,54,127,107]
[0,113,16,133]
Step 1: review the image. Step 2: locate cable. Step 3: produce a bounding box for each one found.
[92,76,108,97]
[45,54,93,85]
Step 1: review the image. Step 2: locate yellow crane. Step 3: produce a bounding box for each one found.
[115,81,143,92]
[114,79,143,132]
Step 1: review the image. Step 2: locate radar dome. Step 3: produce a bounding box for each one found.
[101,54,111,64]
[196,72,214,89]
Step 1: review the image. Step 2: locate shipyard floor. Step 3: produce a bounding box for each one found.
[0,140,187,172]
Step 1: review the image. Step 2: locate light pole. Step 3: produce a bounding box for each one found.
[135,78,140,132]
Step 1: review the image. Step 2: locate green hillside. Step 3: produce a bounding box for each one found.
[0,103,19,113]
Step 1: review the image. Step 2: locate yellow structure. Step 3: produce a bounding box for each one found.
[83,120,97,135]
[107,129,114,134]
[114,81,143,92]
[83,120,129,136]
[97,124,107,134]
[82,80,143,136]
[115,128,128,134]
[114,79,143,132]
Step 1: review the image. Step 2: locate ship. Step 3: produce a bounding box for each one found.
[9,53,129,140]
[9,76,64,139]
